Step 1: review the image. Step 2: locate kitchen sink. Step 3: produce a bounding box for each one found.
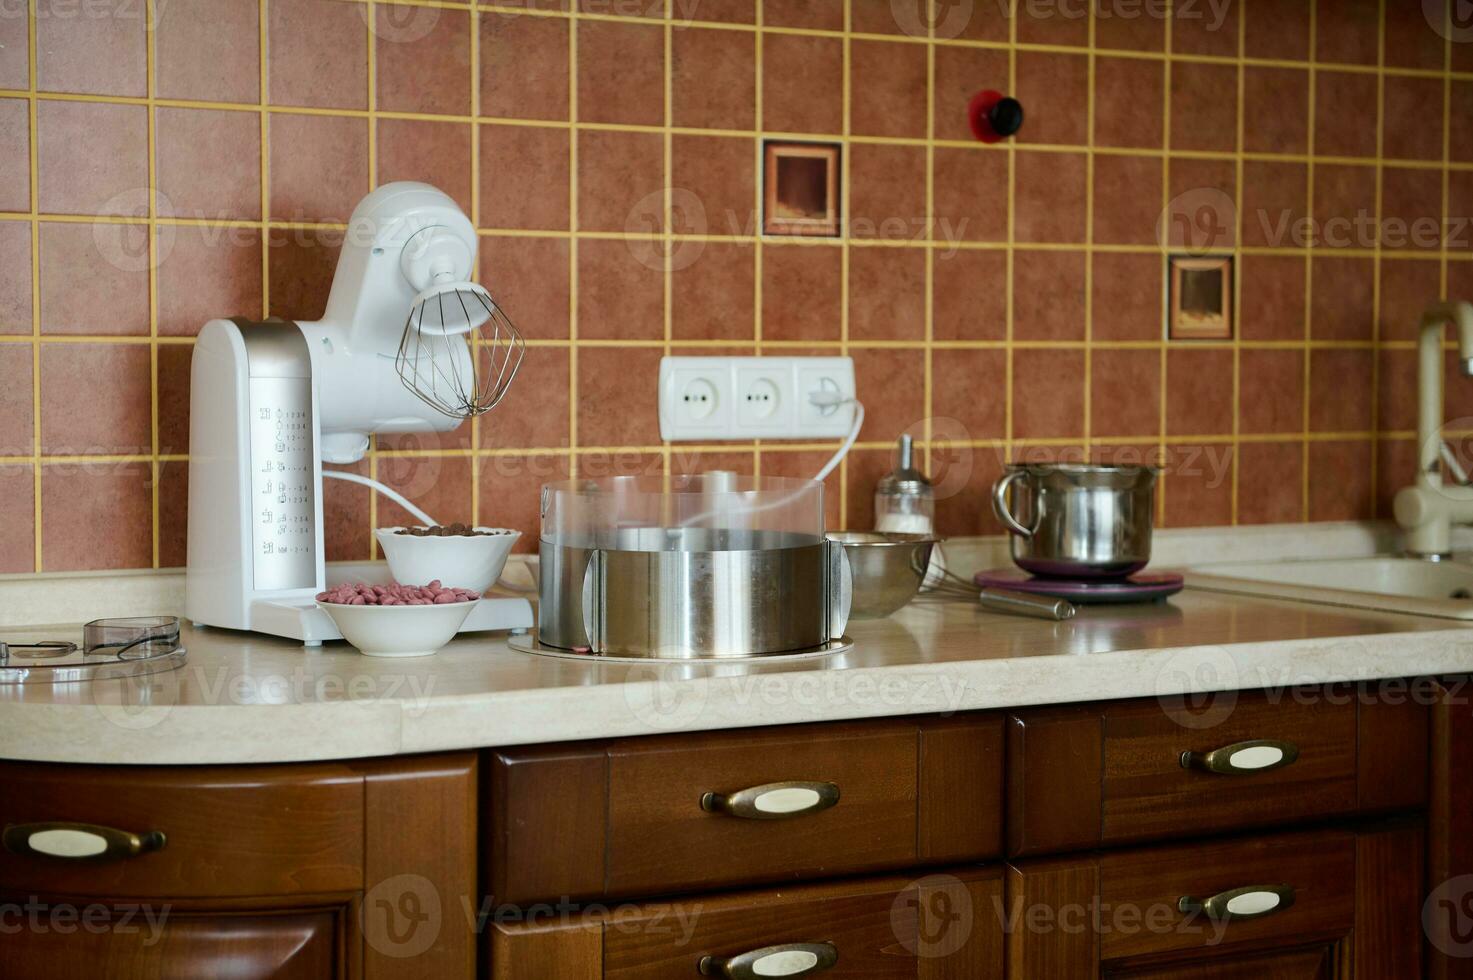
[1187,556,1473,620]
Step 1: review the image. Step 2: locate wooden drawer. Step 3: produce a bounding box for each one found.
[1007,824,1424,978]
[0,760,365,898]
[490,868,1003,979]
[1007,685,1429,856]
[486,714,1003,904]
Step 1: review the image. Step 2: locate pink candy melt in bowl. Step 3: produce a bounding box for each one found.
[316,581,480,657]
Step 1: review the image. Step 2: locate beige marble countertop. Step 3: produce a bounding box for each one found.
[3,580,1472,765]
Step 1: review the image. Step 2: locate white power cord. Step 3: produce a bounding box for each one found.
[808,393,864,482]
[676,394,864,528]
[322,470,437,525]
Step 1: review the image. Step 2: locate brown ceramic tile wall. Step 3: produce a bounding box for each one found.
[0,0,1469,572]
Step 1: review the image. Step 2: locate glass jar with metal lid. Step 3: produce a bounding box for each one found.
[874,435,935,536]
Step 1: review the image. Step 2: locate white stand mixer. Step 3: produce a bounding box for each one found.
[185,182,532,644]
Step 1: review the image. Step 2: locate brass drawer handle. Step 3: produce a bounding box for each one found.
[1181,739,1299,775]
[3,822,166,861]
[1179,884,1295,923]
[699,941,838,978]
[701,781,840,821]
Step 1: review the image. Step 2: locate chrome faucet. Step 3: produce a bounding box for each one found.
[1393,301,1473,557]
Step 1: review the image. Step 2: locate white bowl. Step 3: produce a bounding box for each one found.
[317,600,477,658]
[375,526,520,593]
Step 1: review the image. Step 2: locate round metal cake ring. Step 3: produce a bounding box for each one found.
[0,646,187,685]
[506,630,853,664]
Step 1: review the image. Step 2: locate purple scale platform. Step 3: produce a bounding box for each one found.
[974,567,1184,605]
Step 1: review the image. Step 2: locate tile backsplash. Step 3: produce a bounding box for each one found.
[1,0,1470,572]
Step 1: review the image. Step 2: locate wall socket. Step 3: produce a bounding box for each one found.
[658,356,857,441]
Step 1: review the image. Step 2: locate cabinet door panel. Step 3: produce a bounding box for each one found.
[1007,688,1429,858]
[1100,694,1359,846]
[4,908,342,980]
[489,716,1004,905]
[1008,824,1422,979]
[604,723,919,898]
[491,869,1004,980]
[1096,830,1356,962]
[0,761,363,898]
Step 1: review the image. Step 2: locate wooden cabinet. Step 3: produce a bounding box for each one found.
[0,753,478,980]
[1,679,1456,978]
[486,715,1005,904]
[1006,824,1424,979]
[1006,686,1429,856]
[1431,676,1473,980]
[489,869,1004,980]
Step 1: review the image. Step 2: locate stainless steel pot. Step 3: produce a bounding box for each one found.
[991,463,1157,578]
[538,528,851,658]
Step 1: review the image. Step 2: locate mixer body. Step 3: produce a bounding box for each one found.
[184,182,519,642]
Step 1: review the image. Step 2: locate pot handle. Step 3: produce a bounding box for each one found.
[992,470,1038,538]
[580,550,603,651]
[826,539,852,640]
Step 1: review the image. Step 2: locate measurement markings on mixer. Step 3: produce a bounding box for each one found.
[249,377,317,591]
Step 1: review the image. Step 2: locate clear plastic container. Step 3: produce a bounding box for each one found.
[540,472,825,552]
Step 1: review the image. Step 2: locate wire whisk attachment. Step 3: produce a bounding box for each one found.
[395,280,526,420]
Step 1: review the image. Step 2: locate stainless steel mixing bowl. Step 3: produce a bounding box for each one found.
[828,532,936,619]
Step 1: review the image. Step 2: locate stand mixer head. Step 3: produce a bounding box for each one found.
[304,182,525,461]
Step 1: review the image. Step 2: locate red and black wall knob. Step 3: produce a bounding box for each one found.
[967,91,1025,144]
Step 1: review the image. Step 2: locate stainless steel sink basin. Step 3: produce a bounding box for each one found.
[1187,556,1473,620]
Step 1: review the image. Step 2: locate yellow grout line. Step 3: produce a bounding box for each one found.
[1083,2,1095,460]
[750,11,763,479]
[470,1,482,527]
[837,0,851,526]
[0,334,1412,350]
[1003,0,1016,462]
[258,0,270,317]
[1159,0,1175,529]
[146,0,160,567]
[661,0,672,491]
[1300,0,1317,522]
[921,3,934,482]
[4,428,1396,468]
[1,209,1467,258]
[1370,0,1387,521]
[566,5,579,482]
[365,0,379,556]
[1370,0,1385,517]
[27,0,39,572]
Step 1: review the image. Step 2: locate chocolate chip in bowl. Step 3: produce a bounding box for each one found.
[395,523,514,538]
[375,525,522,593]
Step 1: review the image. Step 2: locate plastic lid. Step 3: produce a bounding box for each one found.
[541,473,825,549]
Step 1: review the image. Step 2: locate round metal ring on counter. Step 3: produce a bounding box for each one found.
[507,629,853,663]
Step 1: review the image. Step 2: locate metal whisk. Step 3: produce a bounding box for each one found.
[921,562,1078,621]
[395,280,526,420]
